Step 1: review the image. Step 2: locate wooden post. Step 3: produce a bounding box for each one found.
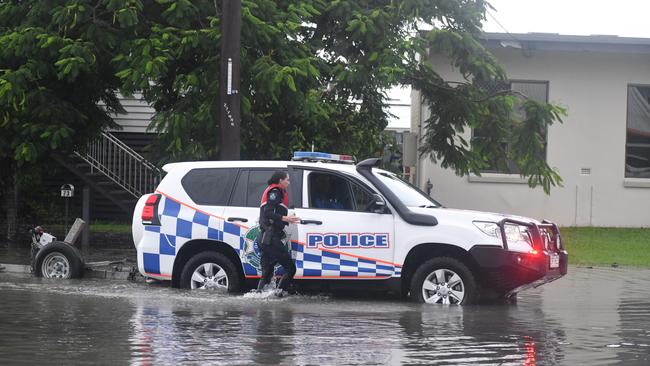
[219,0,241,160]
[82,186,90,255]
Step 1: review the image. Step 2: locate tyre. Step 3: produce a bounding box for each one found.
[409,257,477,305]
[179,251,241,292]
[34,242,84,279]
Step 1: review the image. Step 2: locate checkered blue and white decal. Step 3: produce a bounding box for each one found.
[140,192,402,279]
[292,242,402,278]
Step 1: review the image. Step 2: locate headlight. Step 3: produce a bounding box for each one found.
[473,221,500,237]
[502,223,532,246]
[473,221,533,247]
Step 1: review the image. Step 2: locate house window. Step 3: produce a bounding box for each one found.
[472,80,549,174]
[625,85,650,178]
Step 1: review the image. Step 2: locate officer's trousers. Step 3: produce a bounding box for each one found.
[256,235,296,291]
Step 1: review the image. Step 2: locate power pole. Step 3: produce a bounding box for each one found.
[219,0,241,160]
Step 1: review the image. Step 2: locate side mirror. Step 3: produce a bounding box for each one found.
[372,194,386,206]
[371,194,387,213]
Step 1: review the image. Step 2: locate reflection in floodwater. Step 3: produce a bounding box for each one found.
[396,299,567,365]
[616,273,650,365]
[0,267,649,365]
[539,267,650,366]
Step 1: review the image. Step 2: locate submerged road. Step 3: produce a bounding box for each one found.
[0,267,649,365]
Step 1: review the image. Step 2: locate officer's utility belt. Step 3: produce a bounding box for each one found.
[259,226,285,246]
[259,229,272,246]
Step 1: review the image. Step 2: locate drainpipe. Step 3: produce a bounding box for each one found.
[416,89,425,189]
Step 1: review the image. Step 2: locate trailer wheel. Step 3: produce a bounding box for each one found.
[34,242,84,279]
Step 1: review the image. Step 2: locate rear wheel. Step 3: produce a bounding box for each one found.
[179,252,241,292]
[34,242,84,279]
[409,257,477,305]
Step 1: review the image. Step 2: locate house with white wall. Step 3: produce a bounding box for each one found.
[411,32,650,227]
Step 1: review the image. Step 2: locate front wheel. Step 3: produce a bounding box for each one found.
[179,252,241,292]
[409,257,477,305]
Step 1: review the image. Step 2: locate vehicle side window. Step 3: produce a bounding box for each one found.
[246,170,285,207]
[308,172,353,211]
[181,168,238,206]
[228,170,249,207]
[350,181,375,212]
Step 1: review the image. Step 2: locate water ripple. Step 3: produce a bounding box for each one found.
[1,267,650,365]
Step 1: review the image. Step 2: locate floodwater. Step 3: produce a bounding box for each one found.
[0,267,649,365]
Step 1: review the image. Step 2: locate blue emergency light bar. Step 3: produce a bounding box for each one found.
[292,151,356,164]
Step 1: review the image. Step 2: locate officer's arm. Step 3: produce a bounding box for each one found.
[263,189,284,222]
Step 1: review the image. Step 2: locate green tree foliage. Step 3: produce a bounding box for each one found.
[1,0,565,193]
[0,0,141,240]
[0,0,135,164]
[113,0,403,162]
[113,0,564,191]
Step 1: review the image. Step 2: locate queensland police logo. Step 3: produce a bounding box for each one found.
[242,225,291,271]
[242,225,262,270]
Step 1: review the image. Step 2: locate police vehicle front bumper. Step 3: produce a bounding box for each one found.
[469,219,568,297]
[470,246,568,296]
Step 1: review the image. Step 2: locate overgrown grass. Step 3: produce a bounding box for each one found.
[560,227,650,267]
[90,222,131,233]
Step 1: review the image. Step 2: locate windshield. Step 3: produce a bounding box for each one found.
[375,171,441,208]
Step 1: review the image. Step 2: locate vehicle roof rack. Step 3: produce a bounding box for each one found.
[292,151,356,164]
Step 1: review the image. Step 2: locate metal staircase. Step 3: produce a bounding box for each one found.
[74,132,161,198]
[54,131,162,220]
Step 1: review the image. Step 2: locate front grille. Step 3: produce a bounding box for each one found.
[539,220,562,252]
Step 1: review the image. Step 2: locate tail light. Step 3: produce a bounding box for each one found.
[142,194,161,225]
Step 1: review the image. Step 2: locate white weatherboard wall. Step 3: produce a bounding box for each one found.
[414,43,650,227]
[98,93,155,133]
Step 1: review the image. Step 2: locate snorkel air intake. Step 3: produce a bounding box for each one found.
[356,159,437,226]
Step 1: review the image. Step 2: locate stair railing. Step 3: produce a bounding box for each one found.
[74,132,162,198]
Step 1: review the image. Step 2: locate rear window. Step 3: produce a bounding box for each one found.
[181,168,238,206]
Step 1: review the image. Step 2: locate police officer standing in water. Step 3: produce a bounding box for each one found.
[257,171,301,296]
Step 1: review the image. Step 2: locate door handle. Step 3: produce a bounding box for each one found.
[300,219,322,225]
[227,217,249,223]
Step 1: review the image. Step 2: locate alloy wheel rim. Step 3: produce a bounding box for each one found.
[190,262,229,290]
[42,252,71,279]
[421,268,465,305]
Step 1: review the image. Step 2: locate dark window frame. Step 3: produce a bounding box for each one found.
[308,171,355,211]
[181,168,239,206]
[624,84,650,179]
[227,169,249,207]
[287,167,303,209]
[244,169,287,208]
[228,167,303,208]
[304,168,387,213]
[471,79,550,174]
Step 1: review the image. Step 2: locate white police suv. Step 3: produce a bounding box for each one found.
[132,152,567,304]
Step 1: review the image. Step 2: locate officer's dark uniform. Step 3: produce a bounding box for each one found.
[256,185,296,292]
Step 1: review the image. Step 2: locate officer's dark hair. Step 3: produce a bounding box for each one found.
[268,171,288,185]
